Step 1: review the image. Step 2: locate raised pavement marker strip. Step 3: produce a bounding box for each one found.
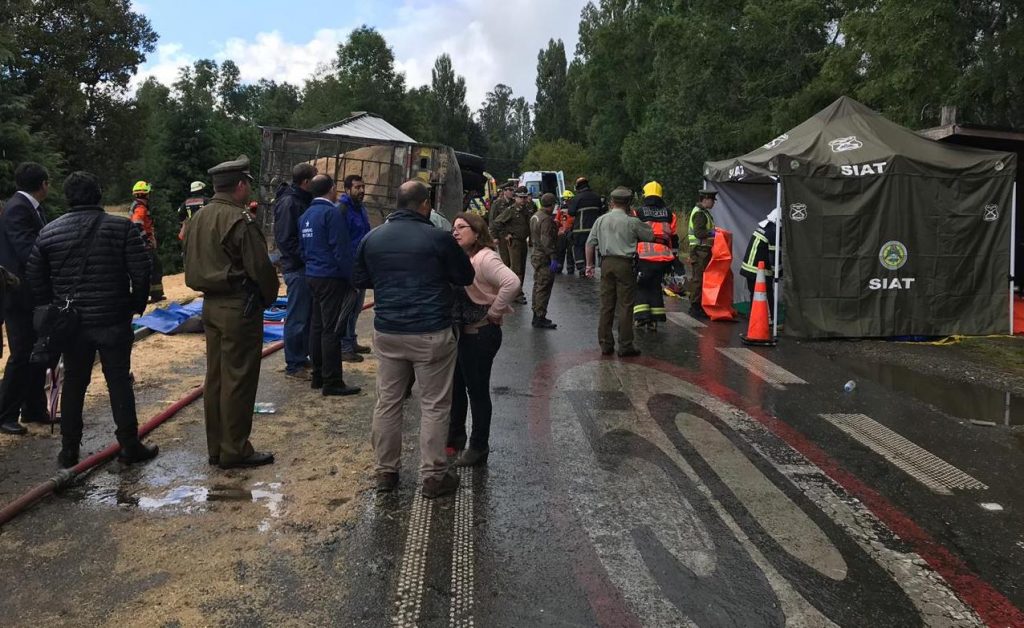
[665,311,706,330]
[448,468,475,628]
[393,486,433,627]
[717,348,808,388]
[822,413,988,495]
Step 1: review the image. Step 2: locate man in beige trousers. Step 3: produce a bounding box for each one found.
[353,180,475,498]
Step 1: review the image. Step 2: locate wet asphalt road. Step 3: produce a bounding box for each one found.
[3,271,1024,627]
[337,272,1024,627]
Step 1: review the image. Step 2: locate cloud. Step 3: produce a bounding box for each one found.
[131,42,194,89]
[132,0,588,109]
[217,29,349,85]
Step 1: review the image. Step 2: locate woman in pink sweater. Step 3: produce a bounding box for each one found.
[447,212,522,466]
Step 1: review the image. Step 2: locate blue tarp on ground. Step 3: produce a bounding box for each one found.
[134,300,205,334]
[135,297,288,343]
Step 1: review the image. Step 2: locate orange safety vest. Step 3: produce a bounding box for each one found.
[130,199,157,250]
[636,213,676,262]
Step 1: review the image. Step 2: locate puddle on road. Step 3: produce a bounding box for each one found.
[843,360,1024,426]
[80,477,285,530]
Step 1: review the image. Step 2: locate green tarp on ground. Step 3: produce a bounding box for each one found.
[705,97,1016,338]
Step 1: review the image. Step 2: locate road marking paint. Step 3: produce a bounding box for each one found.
[821,413,988,495]
[393,485,433,628]
[717,348,808,388]
[449,468,475,628]
[666,311,706,331]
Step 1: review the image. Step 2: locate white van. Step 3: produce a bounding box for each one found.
[518,171,565,201]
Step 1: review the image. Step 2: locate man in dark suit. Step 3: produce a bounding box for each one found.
[0,162,51,435]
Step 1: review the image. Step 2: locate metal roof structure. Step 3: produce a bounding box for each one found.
[314,112,417,143]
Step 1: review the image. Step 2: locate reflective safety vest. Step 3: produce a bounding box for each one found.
[687,206,715,248]
[740,221,778,278]
[635,213,677,262]
[467,197,487,218]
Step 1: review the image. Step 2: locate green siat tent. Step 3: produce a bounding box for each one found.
[704,96,1017,339]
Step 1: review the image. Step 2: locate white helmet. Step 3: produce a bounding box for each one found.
[190,181,206,193]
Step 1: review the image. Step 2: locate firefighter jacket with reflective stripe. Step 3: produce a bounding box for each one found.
[634,201,677,262]
[568,188,604,234]
[687,205,715,248]
[740,219,778,278]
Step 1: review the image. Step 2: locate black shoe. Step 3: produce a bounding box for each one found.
[376,472,399,493]
[422,470,460,499]
[341,352,364,363]
[354,344,371,355]
[58,446,80,469]
[311,373,323,390]
[532,316,557,329]
[219,451,274,469]
[323,383,361,397]
[0,420,27,435]
[454,447,489,467]
[118,442,159,464]
[618,348,641,358]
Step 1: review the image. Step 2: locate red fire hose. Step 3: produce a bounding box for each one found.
[0,300,373,529]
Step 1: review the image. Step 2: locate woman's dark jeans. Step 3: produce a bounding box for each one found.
[448,323,502,450]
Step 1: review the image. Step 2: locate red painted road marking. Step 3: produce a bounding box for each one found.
[528,350,1024,627]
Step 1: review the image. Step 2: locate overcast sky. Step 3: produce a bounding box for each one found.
[133,0,590,110]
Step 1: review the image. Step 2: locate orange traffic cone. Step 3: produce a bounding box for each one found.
[741,261,776,347]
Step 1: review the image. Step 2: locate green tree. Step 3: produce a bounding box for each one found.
[426,53,472,149]
[5,0,156,174]
[533,39,571,142]
[478,84,532,179]
[292,27,411,130]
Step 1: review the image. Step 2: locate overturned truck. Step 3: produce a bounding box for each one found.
[257,124,463,237]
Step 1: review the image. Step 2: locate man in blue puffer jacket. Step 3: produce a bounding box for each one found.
[339,174,372,362]
[354,180,474,499]
[299,175,361,397]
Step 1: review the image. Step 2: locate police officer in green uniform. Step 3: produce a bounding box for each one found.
[491,186,532,304]
[529,193,559,329]
[687,189,717,319]
[489,183,515,262]
[585,187,654,357]
[183,156,280,469]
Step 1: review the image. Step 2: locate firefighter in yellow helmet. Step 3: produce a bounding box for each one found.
[633,181,678,330]
[130,180,164,302]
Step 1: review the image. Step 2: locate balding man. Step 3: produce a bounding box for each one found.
[354,180,475,498]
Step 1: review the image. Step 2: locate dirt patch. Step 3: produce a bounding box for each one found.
[0,298,381,626]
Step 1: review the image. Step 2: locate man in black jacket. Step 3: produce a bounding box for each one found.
[27,171,157,467]
[0,162,50,435]
[273,163,317,378]
[568,177,606,275]
[354,180,474,499]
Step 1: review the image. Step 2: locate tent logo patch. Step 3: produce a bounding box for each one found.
[789,203,808,222]
[763,134,789,150]
[983,204,999,222]
[879,241,908,271]
[829,136,863,153]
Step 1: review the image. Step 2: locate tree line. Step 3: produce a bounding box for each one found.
[2,0,1023,269]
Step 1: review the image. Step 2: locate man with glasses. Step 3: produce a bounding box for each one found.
[184,155,280,469]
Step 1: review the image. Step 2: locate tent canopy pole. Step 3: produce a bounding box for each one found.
[1011,181,1018,334]
[773,178,782,339]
